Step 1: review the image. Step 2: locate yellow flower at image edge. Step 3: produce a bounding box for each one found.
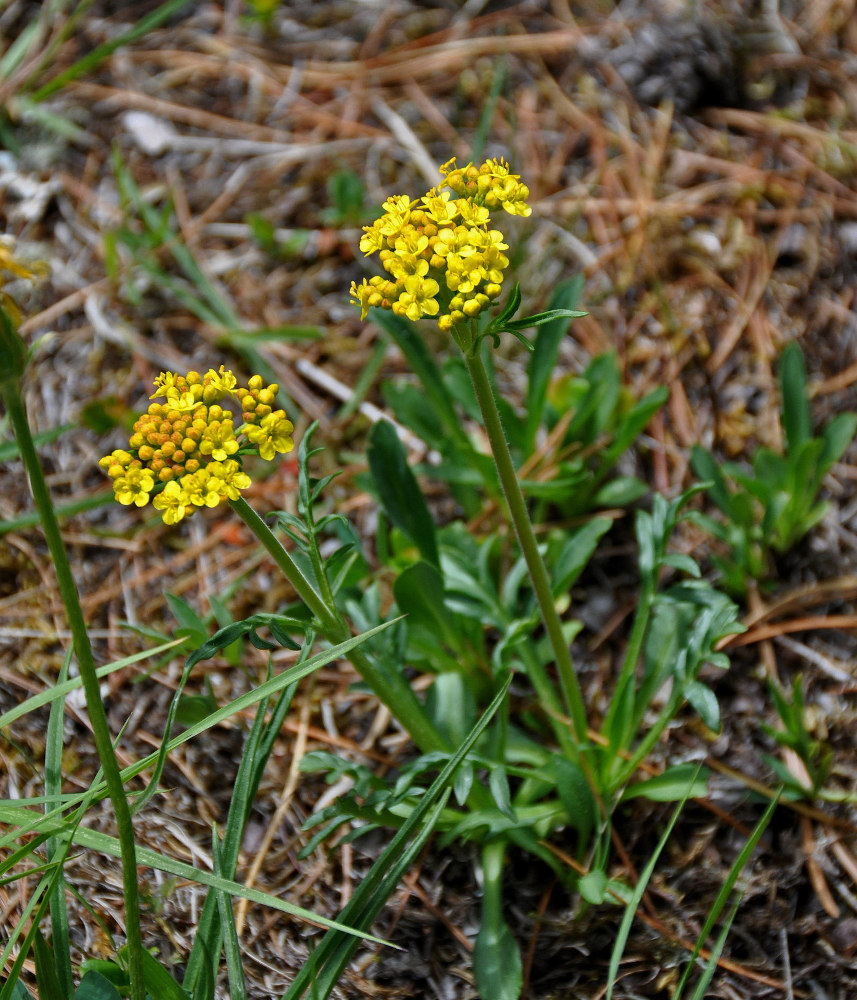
[0,239,47,287]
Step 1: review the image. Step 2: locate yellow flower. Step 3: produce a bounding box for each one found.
[182,469,222,508]
[421,189,458,224]
[199,419,239,461]
[152,480,191,524]
[165,386,203,412]
[150,371,180,399]
[246,411,294,462]
[0,239,46,287]
[113,468,155,507]
[394,276,440,322]
[359,221,387,256]
[350,278,375,319]
[457,201,490,227]
[203,365,238,403]
[208,459,251,500]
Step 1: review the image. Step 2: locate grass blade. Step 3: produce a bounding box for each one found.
[282,675,512,1000]
[606,765,702,1000]
[675,791,780,996]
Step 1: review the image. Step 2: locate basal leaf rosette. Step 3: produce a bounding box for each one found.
[350,157,531,338]
[99,368,293,524]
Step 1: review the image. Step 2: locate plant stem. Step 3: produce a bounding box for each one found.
[229,496,449,755]
[463,347,589,746]
[2,379,145,1000]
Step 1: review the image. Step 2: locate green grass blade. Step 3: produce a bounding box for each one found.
[212,835,248,1000]
[28,0,191,102]
[183,678,296,992]
[282,675,512,1000]
[0,639,182,730]
[675,792,780,996]
[0,423,74,462]
[0,488,114,535]
[606,765,702,1000]
[1,625,394,838]
[62,825,391,945]
[45,649,74,998]
[686,892,744,1000]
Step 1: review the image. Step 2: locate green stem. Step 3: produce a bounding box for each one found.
[229,496,449,755]
[229,496,340,634]
[463,347,589,746]
[1,380,145,1000]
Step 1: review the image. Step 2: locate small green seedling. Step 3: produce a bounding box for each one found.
[691,342,857,595]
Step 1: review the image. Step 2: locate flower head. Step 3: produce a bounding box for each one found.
[350,155,531,334]
[100,367,295,523]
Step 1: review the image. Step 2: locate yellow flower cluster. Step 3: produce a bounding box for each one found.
[350,157,531,334]
[99,367,294,524]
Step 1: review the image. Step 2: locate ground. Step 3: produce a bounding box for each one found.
[2,0,857,997]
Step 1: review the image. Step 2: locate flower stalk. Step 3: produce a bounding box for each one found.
[228,495,449,756]
[463,343,589,747]
[1,357,146,1000]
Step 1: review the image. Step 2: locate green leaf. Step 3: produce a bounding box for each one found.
[74,972,123,1000]
[661,553,701,578]
[524,275,584,450]
[367,419,439,567]
[175,692,220,728]
[505,308,587,332]
[370,309,463,441]
[393,561,457,646]
[185,613,302,670]
[164,592,208,644]
[551,517,613,596]
[624,764,710,802]
[33,928,66,1000]
[780,341,812,452]
[473,910,523,1000]
[690,446,735,519]
[819,412,857,471]
[592,476,649,508]
[117,945,188,1000]
[579,869,608,904]
[684,680,721,732]
[552,755,596,843]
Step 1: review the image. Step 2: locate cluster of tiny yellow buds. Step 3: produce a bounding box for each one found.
[353,157,530,332]
[100,368,294,524]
